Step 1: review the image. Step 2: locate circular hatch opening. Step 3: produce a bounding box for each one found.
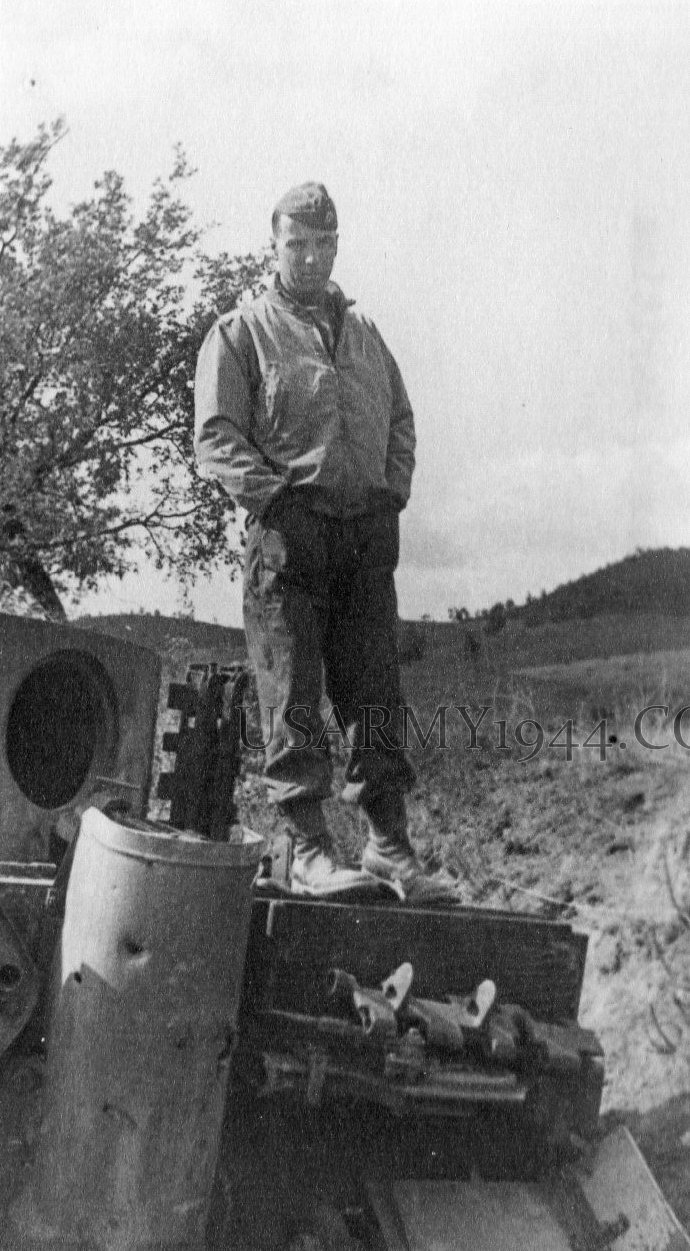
[6,651,118,809]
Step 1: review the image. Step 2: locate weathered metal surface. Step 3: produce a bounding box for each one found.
[238,965,603,1142]
[0,614,160,861]
[0,905,38,1055]
[0,861,54,957]
[14,808,263,1250]
[157,665,247,804]
[258,1046,527,1115]
[241,894,589,1024]
[578,1127,690,1251]
[237,899,598,1142]
[368,1178,573,1250]
[366,1129,690,1250]
[166,670,250,839]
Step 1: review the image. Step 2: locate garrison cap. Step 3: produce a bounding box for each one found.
[272,182,338,231]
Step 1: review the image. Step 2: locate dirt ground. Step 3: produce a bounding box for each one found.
[142,635,690,1237]
[577,774,690,1232]
[215,640,690,1236]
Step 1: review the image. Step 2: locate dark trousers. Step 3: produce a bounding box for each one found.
[242,498,415,807]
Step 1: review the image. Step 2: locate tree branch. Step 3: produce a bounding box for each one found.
[34,491,205,554]
[111,421,180,452]
[0,226,17,262]
[37,507,168,551]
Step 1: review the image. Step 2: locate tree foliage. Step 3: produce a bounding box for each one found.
[484,601,508,635]
[0,118,274,598]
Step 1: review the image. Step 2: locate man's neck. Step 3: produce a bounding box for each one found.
[277,275,331,311]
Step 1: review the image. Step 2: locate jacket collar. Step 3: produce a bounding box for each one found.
[267,275,355,316]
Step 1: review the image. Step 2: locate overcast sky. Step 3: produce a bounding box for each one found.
[2,0,689,623]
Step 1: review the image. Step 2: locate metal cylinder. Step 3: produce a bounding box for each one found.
[20,807,263,1250]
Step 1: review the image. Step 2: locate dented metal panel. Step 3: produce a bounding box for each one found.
[366,1128,690,1251]
[242,895,589,1024]
[0,614,161,861]
[16,809,263,1251]
[578,1128,690,1251]
[0,905,38,1055]
[368,1179,573,1251]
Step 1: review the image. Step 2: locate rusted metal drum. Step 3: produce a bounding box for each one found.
[21,807,263,1250]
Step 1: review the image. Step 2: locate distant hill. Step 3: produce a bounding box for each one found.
[515,547,690,626]
[407,611,690,673]
[74,548,690,673]
[74,612,246,658]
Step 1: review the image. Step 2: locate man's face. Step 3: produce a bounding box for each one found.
[273,215,338,301]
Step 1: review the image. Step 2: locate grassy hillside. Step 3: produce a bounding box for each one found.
[74,612,246,659]
[75,547,690,669]
[409,612,690,675]
[75,607,690,690]
[515,547,690,625]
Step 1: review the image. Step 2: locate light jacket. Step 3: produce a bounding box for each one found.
[194,278,415,518]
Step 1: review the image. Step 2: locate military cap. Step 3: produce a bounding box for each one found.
[272,182,338,231]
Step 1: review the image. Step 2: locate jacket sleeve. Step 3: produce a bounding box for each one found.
[194,316,288,516]
[374,330,416,508]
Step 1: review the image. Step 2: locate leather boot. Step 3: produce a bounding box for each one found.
[361,792,464,903]
[360,792,420,892]
[282,799,368,896]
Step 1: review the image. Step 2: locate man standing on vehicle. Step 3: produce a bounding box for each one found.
[195,182,455,899]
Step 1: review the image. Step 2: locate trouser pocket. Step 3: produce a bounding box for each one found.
[355,508,400,572]
[252,503,328,599]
